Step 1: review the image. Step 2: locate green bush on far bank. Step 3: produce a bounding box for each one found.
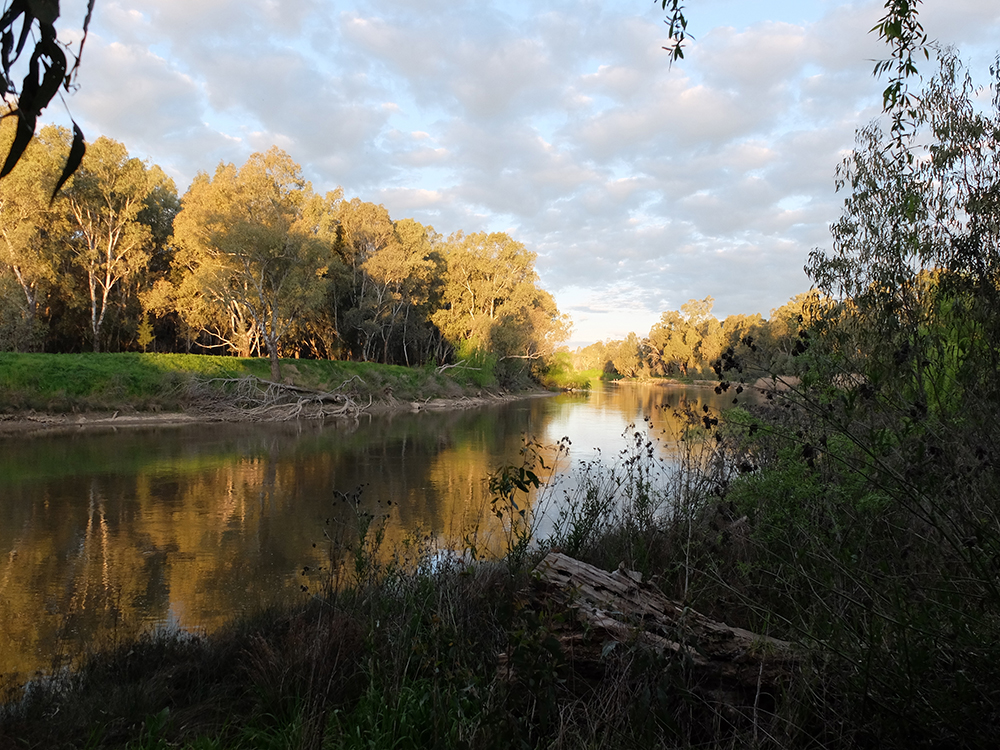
[536,351,596,390]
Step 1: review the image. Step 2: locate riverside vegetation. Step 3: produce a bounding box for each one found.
[4,45,1000,750]
[0,118,569,387]
[0,350,539,424]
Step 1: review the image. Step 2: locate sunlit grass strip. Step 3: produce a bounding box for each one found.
[0,352,505,411]
[0,352,256,398]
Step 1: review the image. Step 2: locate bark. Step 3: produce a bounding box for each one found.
[267,337,281,381]
[509,552,800,711]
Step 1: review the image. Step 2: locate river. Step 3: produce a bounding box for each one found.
[0,382,745,681]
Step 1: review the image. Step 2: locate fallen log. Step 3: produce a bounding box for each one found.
[511,552,799,712]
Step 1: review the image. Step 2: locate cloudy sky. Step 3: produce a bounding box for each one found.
[44,0,1000,346]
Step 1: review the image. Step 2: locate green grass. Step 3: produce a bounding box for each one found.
[0,352,515,414]
[0,352,253,396]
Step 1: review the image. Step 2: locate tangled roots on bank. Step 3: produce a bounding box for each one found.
[186,375,368,421]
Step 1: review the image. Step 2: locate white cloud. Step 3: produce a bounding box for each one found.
[40,0,1000,346]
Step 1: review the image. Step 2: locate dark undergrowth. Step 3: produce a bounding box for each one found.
[3,383,1000,748]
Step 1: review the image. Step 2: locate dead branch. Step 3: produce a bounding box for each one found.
[329,374,366,392]
[504,552,800,711]
[435,360,481,374]
[186,375,365,421]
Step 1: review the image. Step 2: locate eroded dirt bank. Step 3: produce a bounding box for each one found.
[0,390,555,438]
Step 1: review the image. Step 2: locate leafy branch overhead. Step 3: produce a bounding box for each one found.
[657,0,691,62]
[0,0,92,197]
[659,0,930,117]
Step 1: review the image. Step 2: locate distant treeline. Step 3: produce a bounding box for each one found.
[0,122,568,382]
[0,117,823,386]
[569,293,821,380]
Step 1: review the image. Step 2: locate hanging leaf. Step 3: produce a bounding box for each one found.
[34,38,67,105]
[1,29,14,76]
[0,109,35,178]
[14,10,34,60]
[0,2,27,31]
[0,3,88,183]
[50,120,85,202]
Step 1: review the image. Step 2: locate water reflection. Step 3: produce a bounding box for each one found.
[0,383,746,680]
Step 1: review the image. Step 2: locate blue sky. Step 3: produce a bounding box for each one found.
[46,0,1000,346]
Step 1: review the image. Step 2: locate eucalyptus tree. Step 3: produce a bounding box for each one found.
[648,310,694,376]
[433,231,569,372]
[571,340,611,374]
[327,200,444,363]
[0,121,70,350]
[606,332,644,378]
[807,52,1000,410]
[366,217,442,365]
[289,188,347,359]
[645,297,722,376]
[433,231,533,349]
[720,312,765,352]
[171,147,329,380]
[64,136,175,352]
[365,219,444,365]
[334,198,403,361]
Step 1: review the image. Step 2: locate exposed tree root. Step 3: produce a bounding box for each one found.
[186,375,366,421]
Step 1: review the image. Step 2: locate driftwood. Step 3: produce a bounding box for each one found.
[512,552,799,711]
[188,376,365,421]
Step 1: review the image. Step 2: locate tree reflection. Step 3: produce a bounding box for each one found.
[0,384,750,680]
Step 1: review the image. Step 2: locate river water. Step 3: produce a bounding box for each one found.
[0,382,742,680]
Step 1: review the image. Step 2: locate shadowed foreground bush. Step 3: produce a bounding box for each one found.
[3,402,999,749]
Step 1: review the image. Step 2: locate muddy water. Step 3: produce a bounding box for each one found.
[0,383,744,680]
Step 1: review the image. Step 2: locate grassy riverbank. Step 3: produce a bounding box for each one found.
[0,352,527,417]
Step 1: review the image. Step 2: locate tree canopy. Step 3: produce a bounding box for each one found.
[0,116,68,349]
[0,135,569,385]
[432,231,570,378]
[170,148,327,380]
[67,136,174,352]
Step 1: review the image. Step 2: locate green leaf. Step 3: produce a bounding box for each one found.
[50,120,85,202]
[0,109,35,178]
